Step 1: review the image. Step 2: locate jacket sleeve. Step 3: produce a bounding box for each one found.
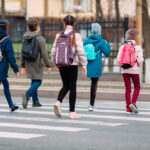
[38,36,51,68]
[136,45,144,68]
[50,34,58,66]
[117,45,124,65]
[76,33,87,68]
[21,40,25,68]
[100,39,111,57]
[5,38,19,73]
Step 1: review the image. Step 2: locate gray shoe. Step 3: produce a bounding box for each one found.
[129,104,139,113]
[22,93,29,109]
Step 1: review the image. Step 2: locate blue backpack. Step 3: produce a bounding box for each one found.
[84,44,100,61]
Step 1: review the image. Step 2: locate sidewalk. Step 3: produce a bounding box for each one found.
[0,75,150,101]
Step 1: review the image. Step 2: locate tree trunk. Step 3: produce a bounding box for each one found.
[107,0,113,19]
[115,0,120,20]
[96,0,103,20]
[143,0,150,83]
[1,0,5,19]
[142,0,150,58]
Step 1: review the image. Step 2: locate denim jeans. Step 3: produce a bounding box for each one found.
[27,80,42,103]
[2,78,14,108]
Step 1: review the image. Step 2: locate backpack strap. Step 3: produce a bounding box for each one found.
[96,50,101,55]
[0,36,8,44]
[0,36,8,59]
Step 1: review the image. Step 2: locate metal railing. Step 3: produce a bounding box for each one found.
[6,17,129,72]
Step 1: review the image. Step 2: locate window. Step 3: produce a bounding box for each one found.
[63,0,74,12]
[81,0,91,12]
[63,0,91,12]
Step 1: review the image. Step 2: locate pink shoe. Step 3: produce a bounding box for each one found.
[54,100,62,117]
[69,112,80,119]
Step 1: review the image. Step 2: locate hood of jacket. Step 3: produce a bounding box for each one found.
[23,31,40,40]
[0,30,7,40]
[86,34,103,45]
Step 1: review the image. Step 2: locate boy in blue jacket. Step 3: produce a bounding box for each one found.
[84,23,111,111]
[0,19,19,112]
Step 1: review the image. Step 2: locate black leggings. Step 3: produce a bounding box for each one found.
[57,66,78,112]
[90,78,99,106]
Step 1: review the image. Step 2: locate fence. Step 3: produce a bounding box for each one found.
[7,17,129,72]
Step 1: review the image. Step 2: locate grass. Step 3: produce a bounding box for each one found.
[12,42,53,53]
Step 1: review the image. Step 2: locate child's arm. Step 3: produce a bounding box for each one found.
[100,39,111,57]
[5,38,19,74]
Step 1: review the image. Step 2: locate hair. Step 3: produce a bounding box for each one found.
[27,18,39,31]
[56,15,76,46]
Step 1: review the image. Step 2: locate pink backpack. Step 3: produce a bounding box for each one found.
[120,43,136,69]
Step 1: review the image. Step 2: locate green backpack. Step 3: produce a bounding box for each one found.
[84,44,100,61]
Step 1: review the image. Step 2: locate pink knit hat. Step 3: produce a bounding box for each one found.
[125,28,138,40]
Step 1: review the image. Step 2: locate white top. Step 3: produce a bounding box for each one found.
[51,25,87,68]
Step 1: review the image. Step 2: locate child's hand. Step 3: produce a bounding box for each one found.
[82,67,87,77]
[55,66,59,71]
[21,68,26,75]
[15,72,19,78]
[48,67,51,73]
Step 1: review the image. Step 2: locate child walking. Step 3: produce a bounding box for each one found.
[51,15,87,119]
[117,28,144,113]
[84,23,111,111]
[21,18,51,108]
[0,19,19,112]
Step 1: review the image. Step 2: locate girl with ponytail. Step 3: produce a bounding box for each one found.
[51,15,87,119]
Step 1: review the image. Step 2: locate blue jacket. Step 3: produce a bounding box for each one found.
[84,34,111,78]
[0,30,19,83]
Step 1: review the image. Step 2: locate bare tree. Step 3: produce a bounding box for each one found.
[96,0,103,20]
[142,0,150,58]
[107,0,113,19]
[1,0,5,19]
[115,0,120,20]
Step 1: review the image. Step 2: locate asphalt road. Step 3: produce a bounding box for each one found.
[0,97,150,150]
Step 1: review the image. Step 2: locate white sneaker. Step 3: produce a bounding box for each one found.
[69,112,80,119]
[129,104,139,113]
[88,105,94,111]
[54,101,62,117]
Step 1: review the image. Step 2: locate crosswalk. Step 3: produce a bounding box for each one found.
[0,100,150,140]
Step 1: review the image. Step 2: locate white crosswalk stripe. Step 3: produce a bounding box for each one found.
[0,101,150,140]
[0,132,45,139]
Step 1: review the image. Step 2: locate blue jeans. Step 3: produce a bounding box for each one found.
[2,78,14,108]
[27,80,42,103]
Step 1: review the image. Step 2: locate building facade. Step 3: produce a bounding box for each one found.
[0,0,150,19]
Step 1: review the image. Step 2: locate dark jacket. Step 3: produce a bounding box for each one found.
[84,34,111,78]
[21,32,51,80]
[0,30,19,83]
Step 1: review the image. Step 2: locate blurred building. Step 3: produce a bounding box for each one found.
[0,0,150,19]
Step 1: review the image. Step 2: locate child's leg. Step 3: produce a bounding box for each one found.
[90,78,99,106]
[130,74,140,104]
[68,66,78,112]
[122,74,131,108]
[2,78,14,108]
[27,80,42,98]
[32,90,39,103]
[57,67,69,103]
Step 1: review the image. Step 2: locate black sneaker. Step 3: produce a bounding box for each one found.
[32,102,42,107]
[10,105,19,112]
[22,93,30,108]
